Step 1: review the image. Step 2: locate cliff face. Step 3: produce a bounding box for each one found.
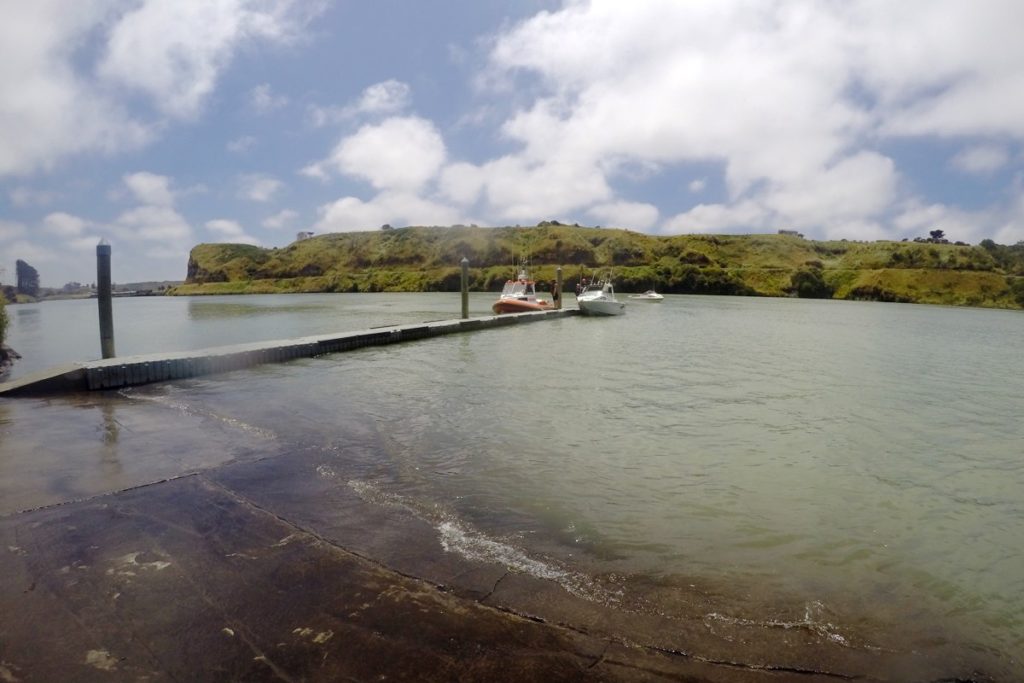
[172,225,1024,308]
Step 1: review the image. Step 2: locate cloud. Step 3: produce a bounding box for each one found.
[114,205,192,242]
[238,174,283,202]
[43,212,90,237]
[688,179,706,193]
[0,220,27,243]
[107,172,194,253]
[0,3,151,177]
[479,1,1024,239]
[479,156,612,222]
[99,0,321,120]
[0,1,322,177]
[227,135,257,153]
[206,219,260,245]
[761,152,899,226]
[313,191,465,233]
[123,171,175,206]
[262,209,299,230]
[309,80,412,126]
[310,116,447,191]
[586,201,659,230]
[950,145,1010,175]
[438,162,485,205]
[9,186,60,208]
[250,83,288,113]
[663,200,769,234]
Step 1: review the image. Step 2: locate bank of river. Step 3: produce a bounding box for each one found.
[1,293,1021,679]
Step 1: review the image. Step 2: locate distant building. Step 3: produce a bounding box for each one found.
[778,229,804,238]
[295,231,314,242]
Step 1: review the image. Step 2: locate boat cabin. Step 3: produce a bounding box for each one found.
[500,278,537,301]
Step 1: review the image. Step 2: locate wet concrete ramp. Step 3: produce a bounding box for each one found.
[1,474,782,682]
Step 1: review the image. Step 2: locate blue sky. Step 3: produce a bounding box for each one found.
[3,0,1024,286]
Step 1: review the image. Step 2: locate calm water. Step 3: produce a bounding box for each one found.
[3,293,1023,674]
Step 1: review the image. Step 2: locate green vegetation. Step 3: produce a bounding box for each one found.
[170,225,1024,309]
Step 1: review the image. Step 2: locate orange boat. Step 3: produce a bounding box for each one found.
[491,267,553,315]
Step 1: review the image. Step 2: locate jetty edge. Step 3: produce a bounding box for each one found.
[0,308,575,397]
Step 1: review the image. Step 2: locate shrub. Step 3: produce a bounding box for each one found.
[789,267,834,298]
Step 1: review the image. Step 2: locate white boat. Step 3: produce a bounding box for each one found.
[628,289,664,302]
[576,275,625,316]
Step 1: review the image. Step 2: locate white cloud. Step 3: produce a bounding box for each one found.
[123,172,175,207]
[950,145,1010,175]
[0,4,151,177]
[314,191,465,233]
[439,162,485,205]
[262,209,299,230]
[762,152,898,226]
[309,79,411,126]
[355,80,411,116]
[99,0,320,120]
[586,201,659,230]
[227,135,257,153]
[9,186,60,208]
[662,200,769,235]
[206,219,260,245]
[478,156,611,222]
[0,1,321,177]
[315,116,447,191]
[238,174,283,202]
[0,220,27,243]
[481,1,1024,239]
[688,179,706,194]
[43,212,90,237]
[115,205,192,242]
[250,83,287,113]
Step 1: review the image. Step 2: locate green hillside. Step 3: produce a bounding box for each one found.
[170,225,1024,309]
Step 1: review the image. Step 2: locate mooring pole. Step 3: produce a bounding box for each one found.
[556,266,563,310]
[460,257,469,319]
[97,239,115,359]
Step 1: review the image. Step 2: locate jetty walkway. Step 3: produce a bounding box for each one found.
[0,308,576,397]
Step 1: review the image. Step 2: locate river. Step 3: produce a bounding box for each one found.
[2,293,1022,677]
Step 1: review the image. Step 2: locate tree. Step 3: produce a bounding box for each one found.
[789,267,833,299]
[15,260,39,297]
[929,229,945,242]
[1011,278,1024,308]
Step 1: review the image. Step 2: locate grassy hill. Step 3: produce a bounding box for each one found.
[169,225,1024,309]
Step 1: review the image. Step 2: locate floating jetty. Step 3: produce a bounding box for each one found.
[0,309,575,397]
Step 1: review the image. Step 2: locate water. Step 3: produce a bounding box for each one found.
[2,293,1022,675]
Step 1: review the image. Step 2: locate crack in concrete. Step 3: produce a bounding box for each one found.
[479,570,510,604]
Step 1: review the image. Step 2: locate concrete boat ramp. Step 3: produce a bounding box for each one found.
[0,309,575,397]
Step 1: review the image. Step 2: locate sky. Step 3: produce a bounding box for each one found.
[4,0,1024,287]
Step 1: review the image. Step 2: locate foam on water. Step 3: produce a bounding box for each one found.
[703,600,857,647]
[345,478,617,604]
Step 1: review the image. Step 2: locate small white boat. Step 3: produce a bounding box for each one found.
[576,275,625,316]
[628,289,664,302]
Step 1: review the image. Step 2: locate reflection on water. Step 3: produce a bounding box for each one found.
[14,307,40,327]
[2,294,1022,676]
